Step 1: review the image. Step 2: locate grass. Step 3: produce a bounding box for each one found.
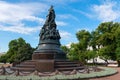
[0,67,118,80]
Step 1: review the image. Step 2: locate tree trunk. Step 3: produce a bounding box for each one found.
[105,60,108,66]
[93,58,97,66]
[117,60,120,67]
[93,58,95,65]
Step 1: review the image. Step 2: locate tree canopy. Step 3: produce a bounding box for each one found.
[0,37,35,63]
[66,22,120,65]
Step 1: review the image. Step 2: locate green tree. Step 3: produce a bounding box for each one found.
[0,54,7,63]
[67,30,91,63]
[98,46,111,65]
[61,45,70,54]
[86,50,97,64]
[67,43,80,61]
[87,22,118,64]
[76,30,91,50]
[95,22,120,65]
[115,25,120,66]
[115,47,120,66]
[0,38,35,63]
[67,22,120,66]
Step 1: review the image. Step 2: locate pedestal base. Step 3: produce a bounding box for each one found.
[32,53,54,60]
[35,60,54,72]
[32,52,66,60]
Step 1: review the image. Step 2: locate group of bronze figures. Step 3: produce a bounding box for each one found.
[39,5,60,41]
[40,27,60,40]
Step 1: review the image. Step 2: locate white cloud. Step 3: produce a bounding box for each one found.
[0,24,41,34]
[59,30,78,45]
[66,42,72,48]
[92,1,120,22]
[0,1,48,23]
[56,21,67,26]
[60,30,72,39]
[0,1,48,34]
[73,9,93,18]
[57,14,80,22]
[0,1,68,34]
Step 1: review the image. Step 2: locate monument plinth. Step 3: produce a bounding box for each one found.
[32,6,66,60]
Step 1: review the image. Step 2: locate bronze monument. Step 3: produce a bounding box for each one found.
[32,5,66,60]
[11,6,83,73]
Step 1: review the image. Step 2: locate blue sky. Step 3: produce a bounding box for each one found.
[0,0,120,52]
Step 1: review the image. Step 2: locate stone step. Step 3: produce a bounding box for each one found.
[25,60,37,62]
[55,61,78,65]
[55,59,71,62]
[55,60,82,63]
[15,65,35,68]
[21,62,36,65]
[11,67,35,71]
[56,66,84,71]
[54,64,80,68]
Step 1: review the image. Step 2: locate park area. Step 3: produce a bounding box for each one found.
[0,0,120,80]
[90,67,120,80]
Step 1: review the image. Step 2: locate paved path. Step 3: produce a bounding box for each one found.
[90,67,120,80]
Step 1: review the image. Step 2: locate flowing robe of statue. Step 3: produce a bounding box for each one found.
[44,5,56,30]
[39,6,60,41]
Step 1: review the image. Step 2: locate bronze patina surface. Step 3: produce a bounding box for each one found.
[32,5,66,60]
